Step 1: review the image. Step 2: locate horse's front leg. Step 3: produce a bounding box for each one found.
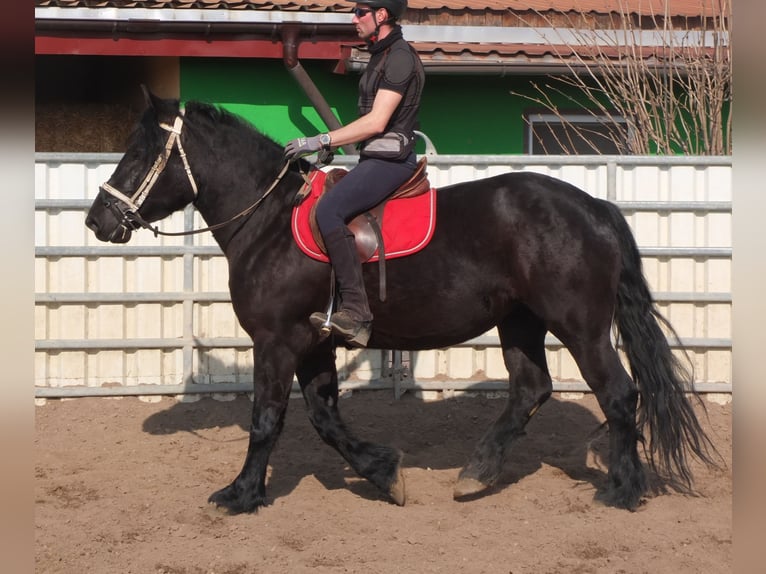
[208,341,296,514]
[296,342,406,505]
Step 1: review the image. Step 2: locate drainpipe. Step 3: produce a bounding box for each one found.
[282,24,356,155]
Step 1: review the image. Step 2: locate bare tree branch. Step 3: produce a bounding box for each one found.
[510,0,731,155]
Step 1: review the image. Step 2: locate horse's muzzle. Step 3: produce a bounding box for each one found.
[85,208,134,244]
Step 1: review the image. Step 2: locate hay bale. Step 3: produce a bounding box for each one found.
[36,102,139,153]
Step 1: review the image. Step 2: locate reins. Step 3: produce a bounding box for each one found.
[100,109,298,238]
[129,161,292,238]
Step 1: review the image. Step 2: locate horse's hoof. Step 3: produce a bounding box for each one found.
[388,468,406,506]
[208,484,263,515]
[453,477,489,499]
[207,490,242,515]
[207,500,236,516]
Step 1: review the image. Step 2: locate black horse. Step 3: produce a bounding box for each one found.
[85,91,717,514]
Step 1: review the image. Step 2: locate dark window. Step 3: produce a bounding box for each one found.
[525,112,628,155]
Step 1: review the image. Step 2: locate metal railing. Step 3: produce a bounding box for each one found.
[35,154,732,398]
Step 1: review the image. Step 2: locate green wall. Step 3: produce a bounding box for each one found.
[181,58,359,148]
[180,57,551,155]
[181,58,731,155]
[418,74,530,154]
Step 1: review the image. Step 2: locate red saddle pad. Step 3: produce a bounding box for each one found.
[291,169,437,263]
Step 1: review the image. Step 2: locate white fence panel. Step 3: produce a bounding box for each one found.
[35,154,732,398]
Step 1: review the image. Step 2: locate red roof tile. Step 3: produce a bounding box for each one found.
[413,1,723,16]
[412,40,720,60]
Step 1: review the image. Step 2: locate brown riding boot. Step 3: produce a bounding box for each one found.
[310,227,373,347]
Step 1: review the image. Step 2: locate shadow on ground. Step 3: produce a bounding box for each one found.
[141,388,611,505]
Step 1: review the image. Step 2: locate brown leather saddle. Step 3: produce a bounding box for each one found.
[304,157,431,301]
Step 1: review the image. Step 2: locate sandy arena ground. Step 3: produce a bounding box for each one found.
[35,390,732,574]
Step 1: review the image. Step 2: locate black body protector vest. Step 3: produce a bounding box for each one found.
[358,26,425,159]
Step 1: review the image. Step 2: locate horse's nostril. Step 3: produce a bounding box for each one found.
[85,215,104,234]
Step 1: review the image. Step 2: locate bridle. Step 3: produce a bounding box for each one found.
[99,109,291,239]
[100,111,198,236]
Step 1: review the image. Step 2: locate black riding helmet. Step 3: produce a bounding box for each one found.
[355,0,407,20]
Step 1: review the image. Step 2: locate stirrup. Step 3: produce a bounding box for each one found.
[309,311,371,347]
[309,290,335,340]
[310,312,332,340]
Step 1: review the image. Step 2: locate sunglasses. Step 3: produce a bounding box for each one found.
[353,7,374,18]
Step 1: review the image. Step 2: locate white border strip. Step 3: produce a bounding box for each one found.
[36,8,728,47]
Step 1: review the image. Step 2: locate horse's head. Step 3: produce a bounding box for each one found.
[85,87,199,243]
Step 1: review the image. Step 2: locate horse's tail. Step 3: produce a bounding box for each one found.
[603,200,719,489]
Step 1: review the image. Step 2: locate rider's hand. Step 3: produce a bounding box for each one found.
[284,135,323,160]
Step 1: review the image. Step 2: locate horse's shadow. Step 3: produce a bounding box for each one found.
[142,382,612,505]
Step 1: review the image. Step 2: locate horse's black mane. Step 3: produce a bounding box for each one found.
[180,100,311,189]
[187,101,317,178]
[185,101,282,151]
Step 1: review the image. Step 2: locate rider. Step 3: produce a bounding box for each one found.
[284,0,425,348]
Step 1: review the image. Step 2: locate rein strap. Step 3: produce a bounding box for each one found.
[131,161,291,238]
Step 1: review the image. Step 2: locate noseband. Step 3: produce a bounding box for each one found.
[99,111,198,234]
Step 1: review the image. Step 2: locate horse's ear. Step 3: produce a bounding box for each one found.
[141,84,153,108]
[140,84,164,112]
[139,84,179,121]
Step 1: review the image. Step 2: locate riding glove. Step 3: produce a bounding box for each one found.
[284,135,324,160]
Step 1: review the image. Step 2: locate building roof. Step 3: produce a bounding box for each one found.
[35,0,727,18]
[35,0,729,71]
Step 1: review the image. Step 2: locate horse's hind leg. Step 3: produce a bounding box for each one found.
[455,306,552,498]
[563,333,646,509]
[296,342,406,505]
